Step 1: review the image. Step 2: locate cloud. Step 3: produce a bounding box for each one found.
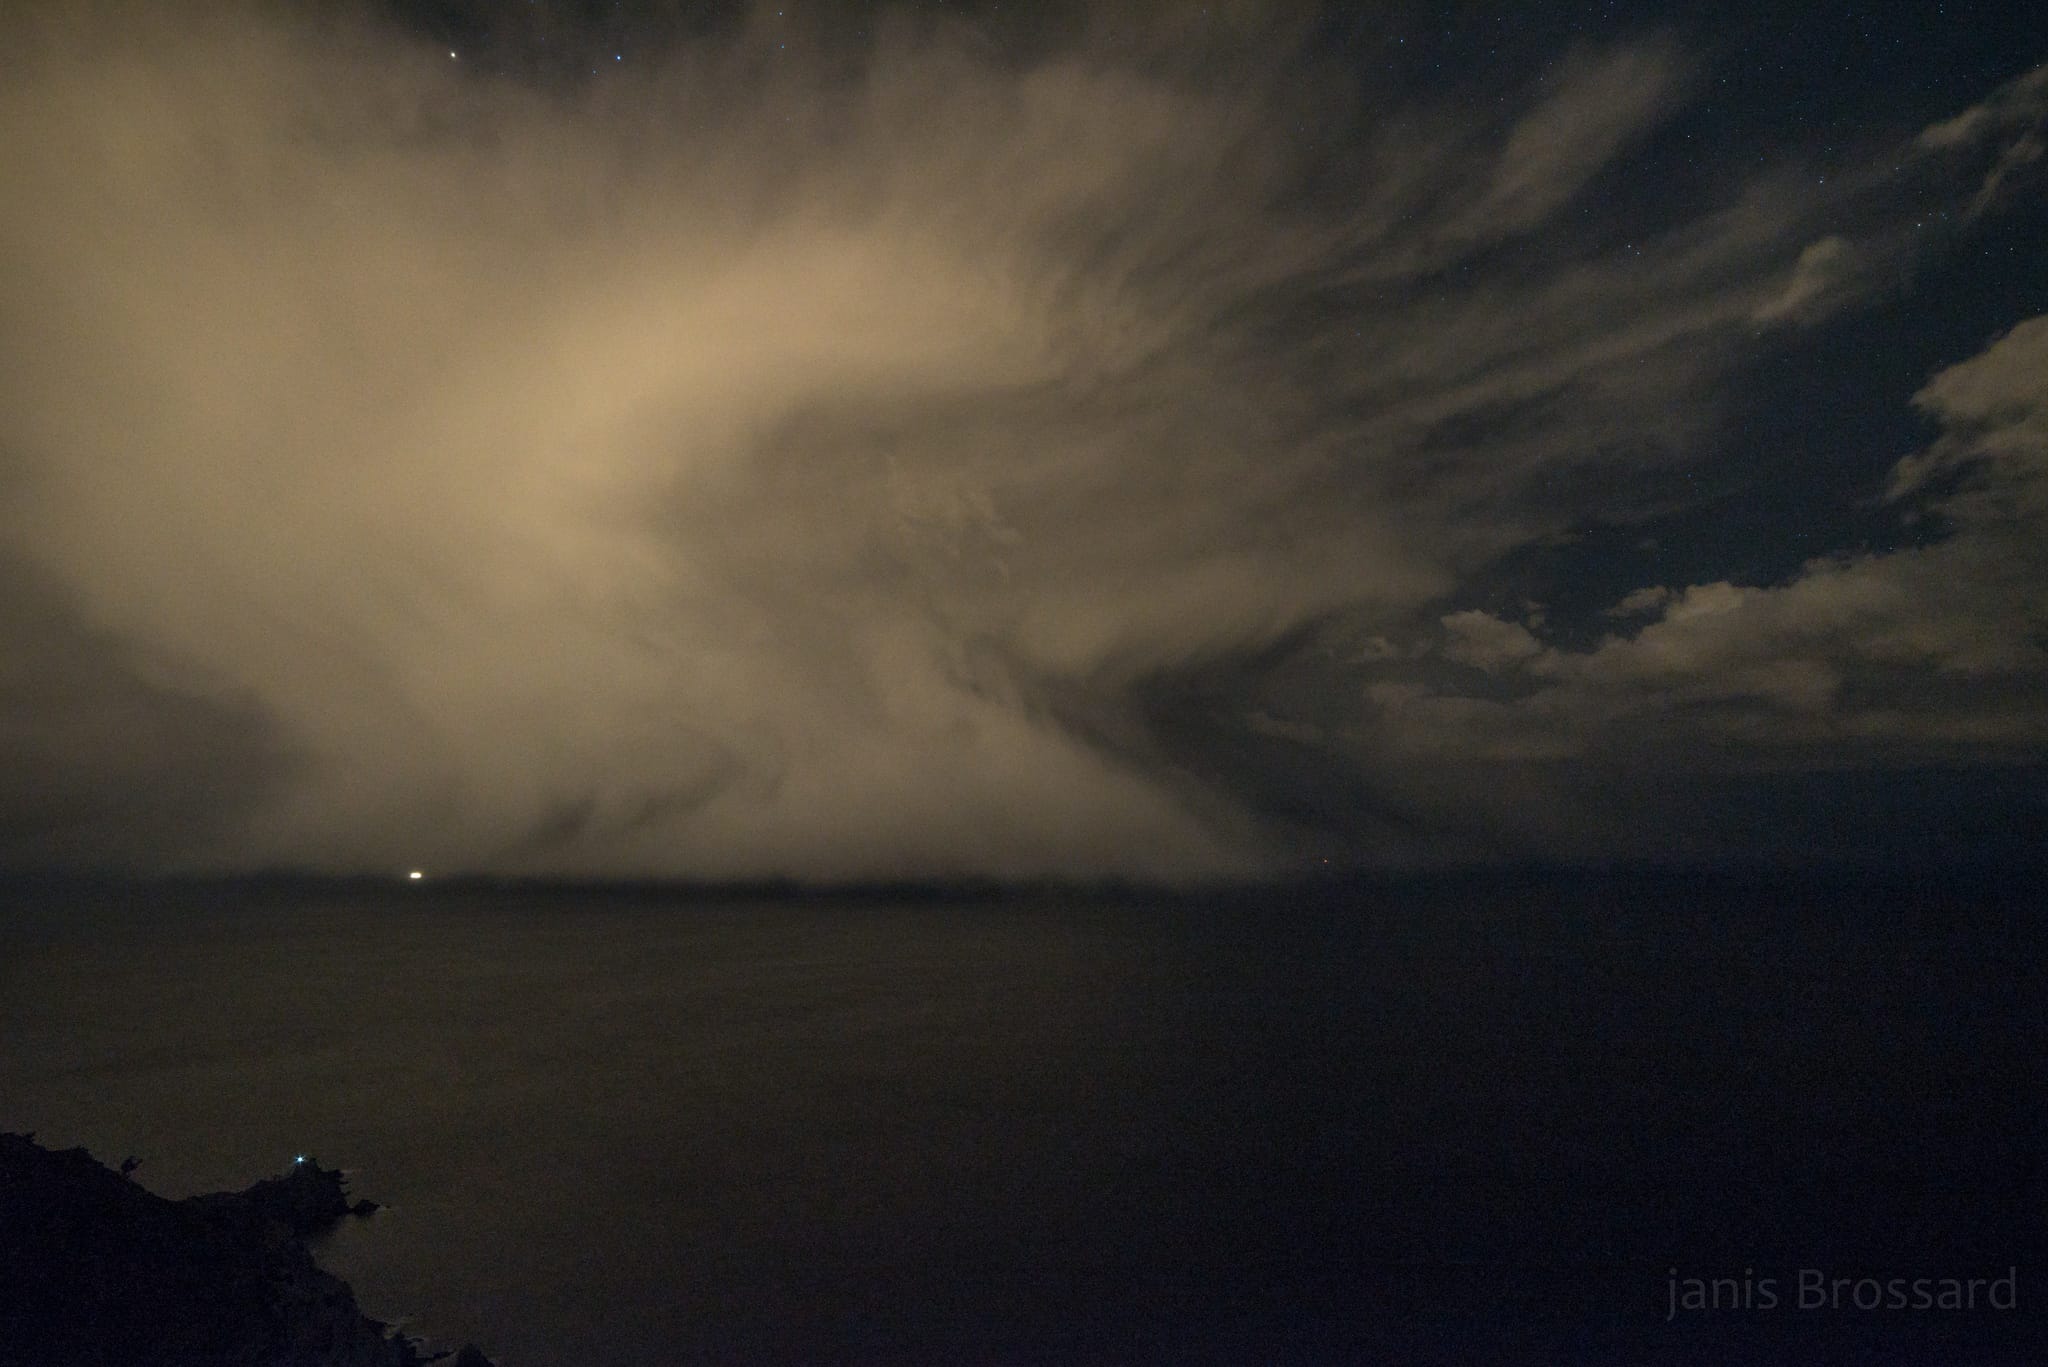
[1915,61,2048,218]
[1377,314,2048,783]
[1455,40,1684,245]
[1750,235,1860,324]
[0,3,2038,876]
[1915,62,2048,151]
[1440,610,1544,672]
[1606,585,1673,617]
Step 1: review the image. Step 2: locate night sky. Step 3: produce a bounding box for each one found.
[2,0,2044,881]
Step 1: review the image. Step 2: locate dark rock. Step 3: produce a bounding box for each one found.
[0,1133,496,1367]
[229,1155,378,1238]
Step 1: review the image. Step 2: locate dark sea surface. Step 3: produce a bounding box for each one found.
[1,874,2041,1364]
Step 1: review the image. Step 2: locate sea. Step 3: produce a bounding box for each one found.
[1,873,2041,1364]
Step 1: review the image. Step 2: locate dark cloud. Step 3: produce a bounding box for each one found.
[0,555,291,867]
[1,2,2042,877]
[1353,309,2048,865]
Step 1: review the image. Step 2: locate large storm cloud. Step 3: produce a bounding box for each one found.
[1,2,2041,877]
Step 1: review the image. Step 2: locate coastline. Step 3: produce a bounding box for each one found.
[0,1132,494,1367]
